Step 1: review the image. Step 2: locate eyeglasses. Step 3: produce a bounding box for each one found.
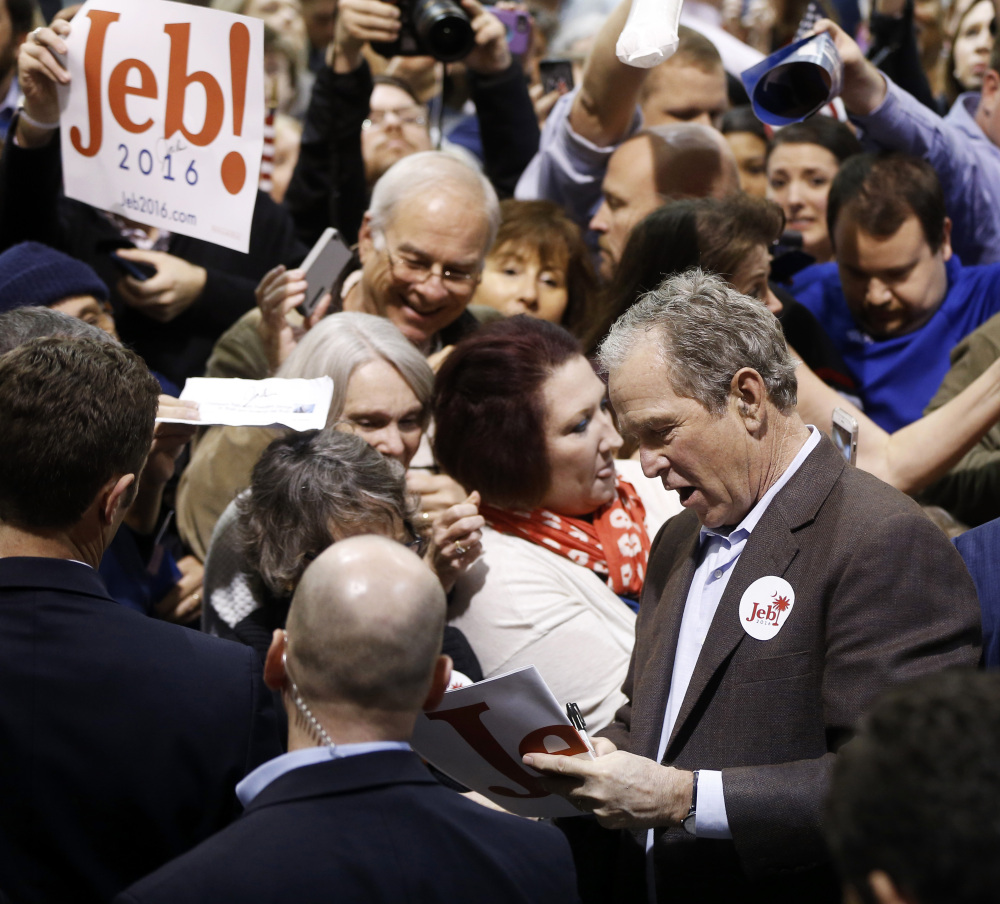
[362,106,428,130]
[379,239,481,293]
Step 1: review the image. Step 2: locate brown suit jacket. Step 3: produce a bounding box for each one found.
[603,436,981,902]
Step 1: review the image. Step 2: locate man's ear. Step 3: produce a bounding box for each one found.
[263,629,288,692]
[422,654,453,712]
[730,368,767,431]
[939,216,953,262]
[357,212,375,265]
[100,474,136,527]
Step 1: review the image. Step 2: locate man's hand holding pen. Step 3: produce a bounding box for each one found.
[522,739,695,831]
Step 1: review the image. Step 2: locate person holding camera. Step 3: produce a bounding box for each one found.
[283,0,538,246]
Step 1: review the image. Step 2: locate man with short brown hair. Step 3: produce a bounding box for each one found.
[791,152,1000,431]
[0,336,281,903]
[638,26,728,128]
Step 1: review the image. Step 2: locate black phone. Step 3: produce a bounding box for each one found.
[297,227,354,319]
[539,58,574,95]
[109,251,157,282]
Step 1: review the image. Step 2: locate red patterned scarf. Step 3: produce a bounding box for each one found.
[480,476,652,599]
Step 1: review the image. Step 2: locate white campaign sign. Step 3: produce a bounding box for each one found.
[412,666,594,818]
[739,576,796,641]
[58,0,264,252]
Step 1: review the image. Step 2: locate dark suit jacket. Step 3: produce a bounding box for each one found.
[0,558,282,904]
[603,437,981,902]
[115,750,582,904]
[954,516,1000,667]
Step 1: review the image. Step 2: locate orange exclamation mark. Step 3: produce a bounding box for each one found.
[221,21,249,195]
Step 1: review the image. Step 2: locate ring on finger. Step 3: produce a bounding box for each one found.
[30,26,42,42]
[454,543,467,556]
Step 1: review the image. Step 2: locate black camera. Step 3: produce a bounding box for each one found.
[371,0,475,63]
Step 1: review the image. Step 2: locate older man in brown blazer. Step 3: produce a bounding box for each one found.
[524,271,981,903]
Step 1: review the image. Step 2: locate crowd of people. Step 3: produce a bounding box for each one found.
[2,0,1000,900]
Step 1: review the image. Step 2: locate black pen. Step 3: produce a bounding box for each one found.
[566,702,596,754]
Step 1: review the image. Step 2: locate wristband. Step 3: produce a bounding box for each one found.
[17,106,59,130]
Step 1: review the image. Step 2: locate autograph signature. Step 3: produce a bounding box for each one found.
[155,135,189,172]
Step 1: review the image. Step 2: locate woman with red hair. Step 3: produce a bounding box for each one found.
[433,316,681,729]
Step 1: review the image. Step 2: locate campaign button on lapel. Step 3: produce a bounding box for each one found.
[739,576,795,640]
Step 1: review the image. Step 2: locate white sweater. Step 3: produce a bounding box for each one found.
[449,460,683,731]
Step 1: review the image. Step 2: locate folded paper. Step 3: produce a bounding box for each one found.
[740,33,843,126]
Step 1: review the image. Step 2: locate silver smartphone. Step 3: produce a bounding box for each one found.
[831,407,859,465]
[298,227,353,318]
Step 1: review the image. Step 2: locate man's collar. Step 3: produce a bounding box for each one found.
[237,741,413,807]
[699,426,821,545]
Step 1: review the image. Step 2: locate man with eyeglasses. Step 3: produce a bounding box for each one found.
[361,77,433,191]
[209,150,496,419]
[345,149,498,355]
[284,0,537,247]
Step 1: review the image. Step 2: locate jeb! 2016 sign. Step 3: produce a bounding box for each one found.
[59,0,264,253]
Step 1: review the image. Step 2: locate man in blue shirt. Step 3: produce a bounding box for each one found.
[791,152,1000,432]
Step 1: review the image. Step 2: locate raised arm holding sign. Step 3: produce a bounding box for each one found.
[2,3,307,384]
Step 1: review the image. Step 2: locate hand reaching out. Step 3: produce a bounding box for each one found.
[423,490,484,592]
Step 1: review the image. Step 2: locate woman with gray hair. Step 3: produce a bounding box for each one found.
[203,429,413,649]
[177,312,482,588]
[202,429,483,741]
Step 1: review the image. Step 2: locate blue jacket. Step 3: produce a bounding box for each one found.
[954,517,1000,669]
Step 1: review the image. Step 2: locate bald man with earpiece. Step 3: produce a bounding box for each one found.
[116,536,582,904]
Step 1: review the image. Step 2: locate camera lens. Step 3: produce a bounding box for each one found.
[413,0,475,61]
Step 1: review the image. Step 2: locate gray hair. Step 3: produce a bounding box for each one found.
[277,312,434,427]
[367,150,501,253]
[599,269,797,414]
[0,307,117,356]
[238,429,418,601]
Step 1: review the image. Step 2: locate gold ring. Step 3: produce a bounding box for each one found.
[454,544,467,556]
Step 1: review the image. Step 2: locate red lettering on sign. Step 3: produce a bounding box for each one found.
[108,59,156,134]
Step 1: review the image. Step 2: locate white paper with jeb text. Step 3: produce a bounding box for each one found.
[412,665,595,818]
[58,0,264,252]
[159,377,333,430]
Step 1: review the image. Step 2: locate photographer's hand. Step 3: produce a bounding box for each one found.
[461,0,513,74]
[330,0,401,71]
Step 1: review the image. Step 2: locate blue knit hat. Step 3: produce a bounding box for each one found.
[0,242,109,314]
